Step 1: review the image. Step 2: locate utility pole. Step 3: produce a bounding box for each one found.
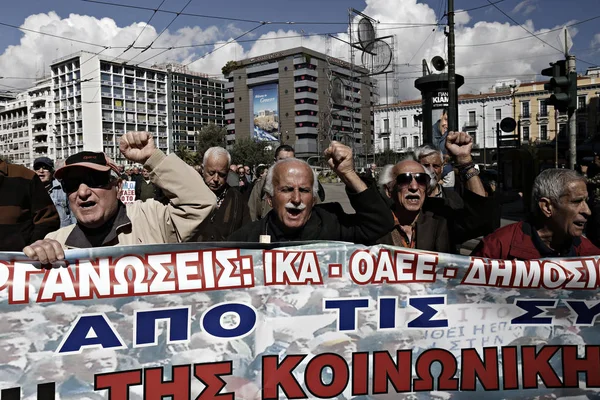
[555,109,559,168]
[482,98,487,167]
[567,56,577,169]
[447,0,458,132]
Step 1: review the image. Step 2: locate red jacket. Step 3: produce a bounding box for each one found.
[471,221,600,260]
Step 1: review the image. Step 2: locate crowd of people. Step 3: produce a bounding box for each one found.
[0,129,597,260]
[1,130,600,399]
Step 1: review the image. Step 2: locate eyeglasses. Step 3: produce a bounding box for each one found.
[395,172,430,188]
[34,165,51,172]
[61,171,115,193]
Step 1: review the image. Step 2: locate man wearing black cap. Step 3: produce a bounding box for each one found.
[23,131,216,263]
[33,157,76,227]
[0,156,59,251]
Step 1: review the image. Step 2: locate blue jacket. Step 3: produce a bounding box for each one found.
[48,179,76,227]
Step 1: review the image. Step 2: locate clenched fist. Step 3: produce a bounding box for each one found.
[445,131,473,164]
[324,141,355,178]
[120,131,156,164]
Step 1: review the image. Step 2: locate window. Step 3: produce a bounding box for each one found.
[540,125,548,140]
[383,137,390,151]
[413,115,419,127]
[578,96,586,112]
[413,136,419,148]
[468,111,476,126]
[383,118,389,133]
[401,117,407,128]
[401,136,407,149]
[468,131,476,144]
[539,101,548,117]
[495,109,502,120]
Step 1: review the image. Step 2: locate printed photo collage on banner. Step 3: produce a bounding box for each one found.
[0,242,599,400]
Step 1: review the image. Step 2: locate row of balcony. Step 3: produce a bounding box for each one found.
[55,91,81,99]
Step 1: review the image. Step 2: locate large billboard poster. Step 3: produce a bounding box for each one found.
[251,83,279,142]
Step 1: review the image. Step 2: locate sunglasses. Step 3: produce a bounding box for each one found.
[395,172,430,188]
[61,171,116,193]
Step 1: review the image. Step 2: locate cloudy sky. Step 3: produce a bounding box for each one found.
[0,0,598,100]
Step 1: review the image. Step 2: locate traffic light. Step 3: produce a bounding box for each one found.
[541,60,577,113]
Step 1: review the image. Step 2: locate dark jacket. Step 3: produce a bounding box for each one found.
[423,188,496,247]
[228,185,394,244]
[193,186,251,242]
[471,221,600,259]
[0,160,60,250]
[377,210,451,253]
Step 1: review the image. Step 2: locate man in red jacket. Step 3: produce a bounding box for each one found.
[472,168,600,259]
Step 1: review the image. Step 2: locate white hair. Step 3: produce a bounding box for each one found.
[413,145,443,162]
[202,147,231,168]
[263,158,319,197]
[378,164,394,188]
[531,168,587,215]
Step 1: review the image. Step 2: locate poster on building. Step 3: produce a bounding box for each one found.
[120,180,136,204]
[431,90,449,148]
[251,83,279,142]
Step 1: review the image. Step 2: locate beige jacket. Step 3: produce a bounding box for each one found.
[46,150,216,248]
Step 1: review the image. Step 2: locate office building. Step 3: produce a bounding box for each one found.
[50,52,169,165]
[224,47,374,162]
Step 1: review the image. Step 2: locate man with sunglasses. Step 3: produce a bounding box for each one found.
[22,131,216,263]
[378,131,491,252]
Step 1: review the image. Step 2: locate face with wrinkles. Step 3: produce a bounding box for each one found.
[389,160,428,213]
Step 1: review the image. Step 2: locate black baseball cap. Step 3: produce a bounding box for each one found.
[55,151,120,179]
[33,157,54,170]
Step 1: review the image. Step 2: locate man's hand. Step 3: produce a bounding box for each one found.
[324,141,367,193]
[23,239,65,265]
[324,141,355,178]
[120,131,156,164]
[445,131,473,164]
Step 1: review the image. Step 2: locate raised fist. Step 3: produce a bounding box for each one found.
[445,131,473,163]
[119,131,156,164]
[324,141,354,178]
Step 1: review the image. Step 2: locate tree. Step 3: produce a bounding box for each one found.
[175,145,200,167]
[195,124,226,157]
[375,149,402,166]
[222,60,241,76]
[230,138,274,167]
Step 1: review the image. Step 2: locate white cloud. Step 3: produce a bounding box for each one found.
[0,1,579,102]
[512,0,538,16]
[592,33,600,49]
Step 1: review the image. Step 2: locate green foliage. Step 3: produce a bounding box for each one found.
[375,149,402,166]
[175,145,201,167]
[230,138,274,167]
[196,124,226,157]
[222,60,241,76]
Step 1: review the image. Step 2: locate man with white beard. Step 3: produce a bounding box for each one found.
[228,142,393,243]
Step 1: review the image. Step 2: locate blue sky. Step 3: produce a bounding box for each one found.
[0,0,598,97]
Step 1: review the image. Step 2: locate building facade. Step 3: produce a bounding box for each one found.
[50,52,169,165]
[167,65,226,153]
[224,47,374,163]
[29,78,56,163]
[514,69,600,146]
[0,93,30,166]
[374,92,512,166]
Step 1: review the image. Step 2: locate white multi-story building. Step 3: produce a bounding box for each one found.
[29,78,56,163]
[0,93,30,166]
[375,91,513,165]
[50,52,169,165]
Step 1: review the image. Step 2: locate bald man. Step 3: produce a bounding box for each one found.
[228,142,393,243]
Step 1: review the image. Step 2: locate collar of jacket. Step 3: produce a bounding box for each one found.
[264,208,321,241]
[65,202,132,248]
[511,220,580,258]
[50,178,62,191]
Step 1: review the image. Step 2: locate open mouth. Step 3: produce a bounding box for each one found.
[79,201,97,209]
[573,221,586,228]
[405,194,421,204]
[286,208,303,217]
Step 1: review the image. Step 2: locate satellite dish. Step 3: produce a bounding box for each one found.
[500,117,517,133]
[331,76,345,104]
[357,18,376,52]
[431,56,446,72]
[361,39,392,74]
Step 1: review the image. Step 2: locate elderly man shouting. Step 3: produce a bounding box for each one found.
[228,141,393,243]
[23,131,216,264]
